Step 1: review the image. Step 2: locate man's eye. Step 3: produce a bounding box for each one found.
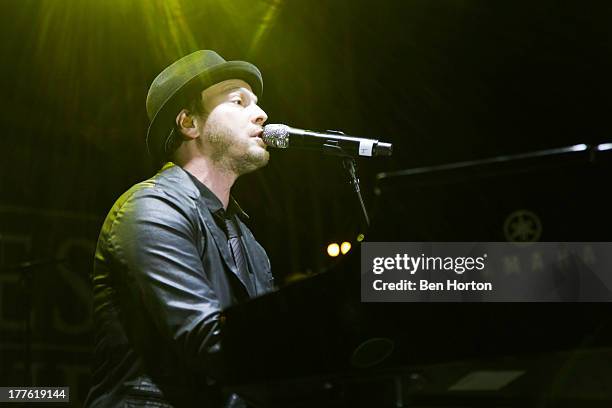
[232,99,243,105]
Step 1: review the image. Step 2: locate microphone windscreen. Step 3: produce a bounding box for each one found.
[262,124,290,148]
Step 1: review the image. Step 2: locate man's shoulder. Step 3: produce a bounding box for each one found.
[106,164,199,222]
[123,163,196,200]
[95,165,203,265]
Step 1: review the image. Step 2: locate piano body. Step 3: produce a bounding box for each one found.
[218,144,612,407]
[219,254,612,407]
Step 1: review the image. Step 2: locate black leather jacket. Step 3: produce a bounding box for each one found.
[85,163,275,408]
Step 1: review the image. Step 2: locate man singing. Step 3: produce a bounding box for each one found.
[85,50,275,408]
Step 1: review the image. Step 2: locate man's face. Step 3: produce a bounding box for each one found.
[197,79,269,175]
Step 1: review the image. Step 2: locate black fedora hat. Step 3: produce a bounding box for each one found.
[145,50,263,162]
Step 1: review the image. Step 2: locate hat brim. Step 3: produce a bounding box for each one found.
[146,60,263,162]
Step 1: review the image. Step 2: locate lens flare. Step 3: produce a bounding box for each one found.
[327,243,340,257]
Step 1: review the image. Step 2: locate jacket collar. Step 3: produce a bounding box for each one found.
[158,162,249,220]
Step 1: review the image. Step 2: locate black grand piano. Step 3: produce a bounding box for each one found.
[218,143,612,408]
[219,253,612,408]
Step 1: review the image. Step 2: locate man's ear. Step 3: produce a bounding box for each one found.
[175,109,199,140]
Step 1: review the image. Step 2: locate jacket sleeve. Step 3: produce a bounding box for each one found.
[107,188,222,372]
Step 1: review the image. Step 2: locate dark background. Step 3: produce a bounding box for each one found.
[1,0,611,405]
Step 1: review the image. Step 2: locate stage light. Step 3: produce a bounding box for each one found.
[597,143,612,151]
[327,243,340,257]
[570,143,588,151]
[357,234,365,242]
[340,242,351,255]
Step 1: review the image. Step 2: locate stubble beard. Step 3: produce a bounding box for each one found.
[203,122,269,176]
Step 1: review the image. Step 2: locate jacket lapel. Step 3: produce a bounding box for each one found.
[237,221,271,294]
[196,195,256,298]
[163,163,256,297]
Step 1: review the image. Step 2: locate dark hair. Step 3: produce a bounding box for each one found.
[163,87,206,161]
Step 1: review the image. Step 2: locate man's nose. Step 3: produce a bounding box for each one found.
[251,104,268,126]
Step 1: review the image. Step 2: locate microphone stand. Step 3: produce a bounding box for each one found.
[342,157,370,228]
[322,141,371,231]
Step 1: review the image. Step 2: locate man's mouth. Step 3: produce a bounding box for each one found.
[250,130,266,148]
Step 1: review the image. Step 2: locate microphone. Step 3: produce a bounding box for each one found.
[262,124,392,157]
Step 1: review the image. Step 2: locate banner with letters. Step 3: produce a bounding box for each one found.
[0,206,100,406]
